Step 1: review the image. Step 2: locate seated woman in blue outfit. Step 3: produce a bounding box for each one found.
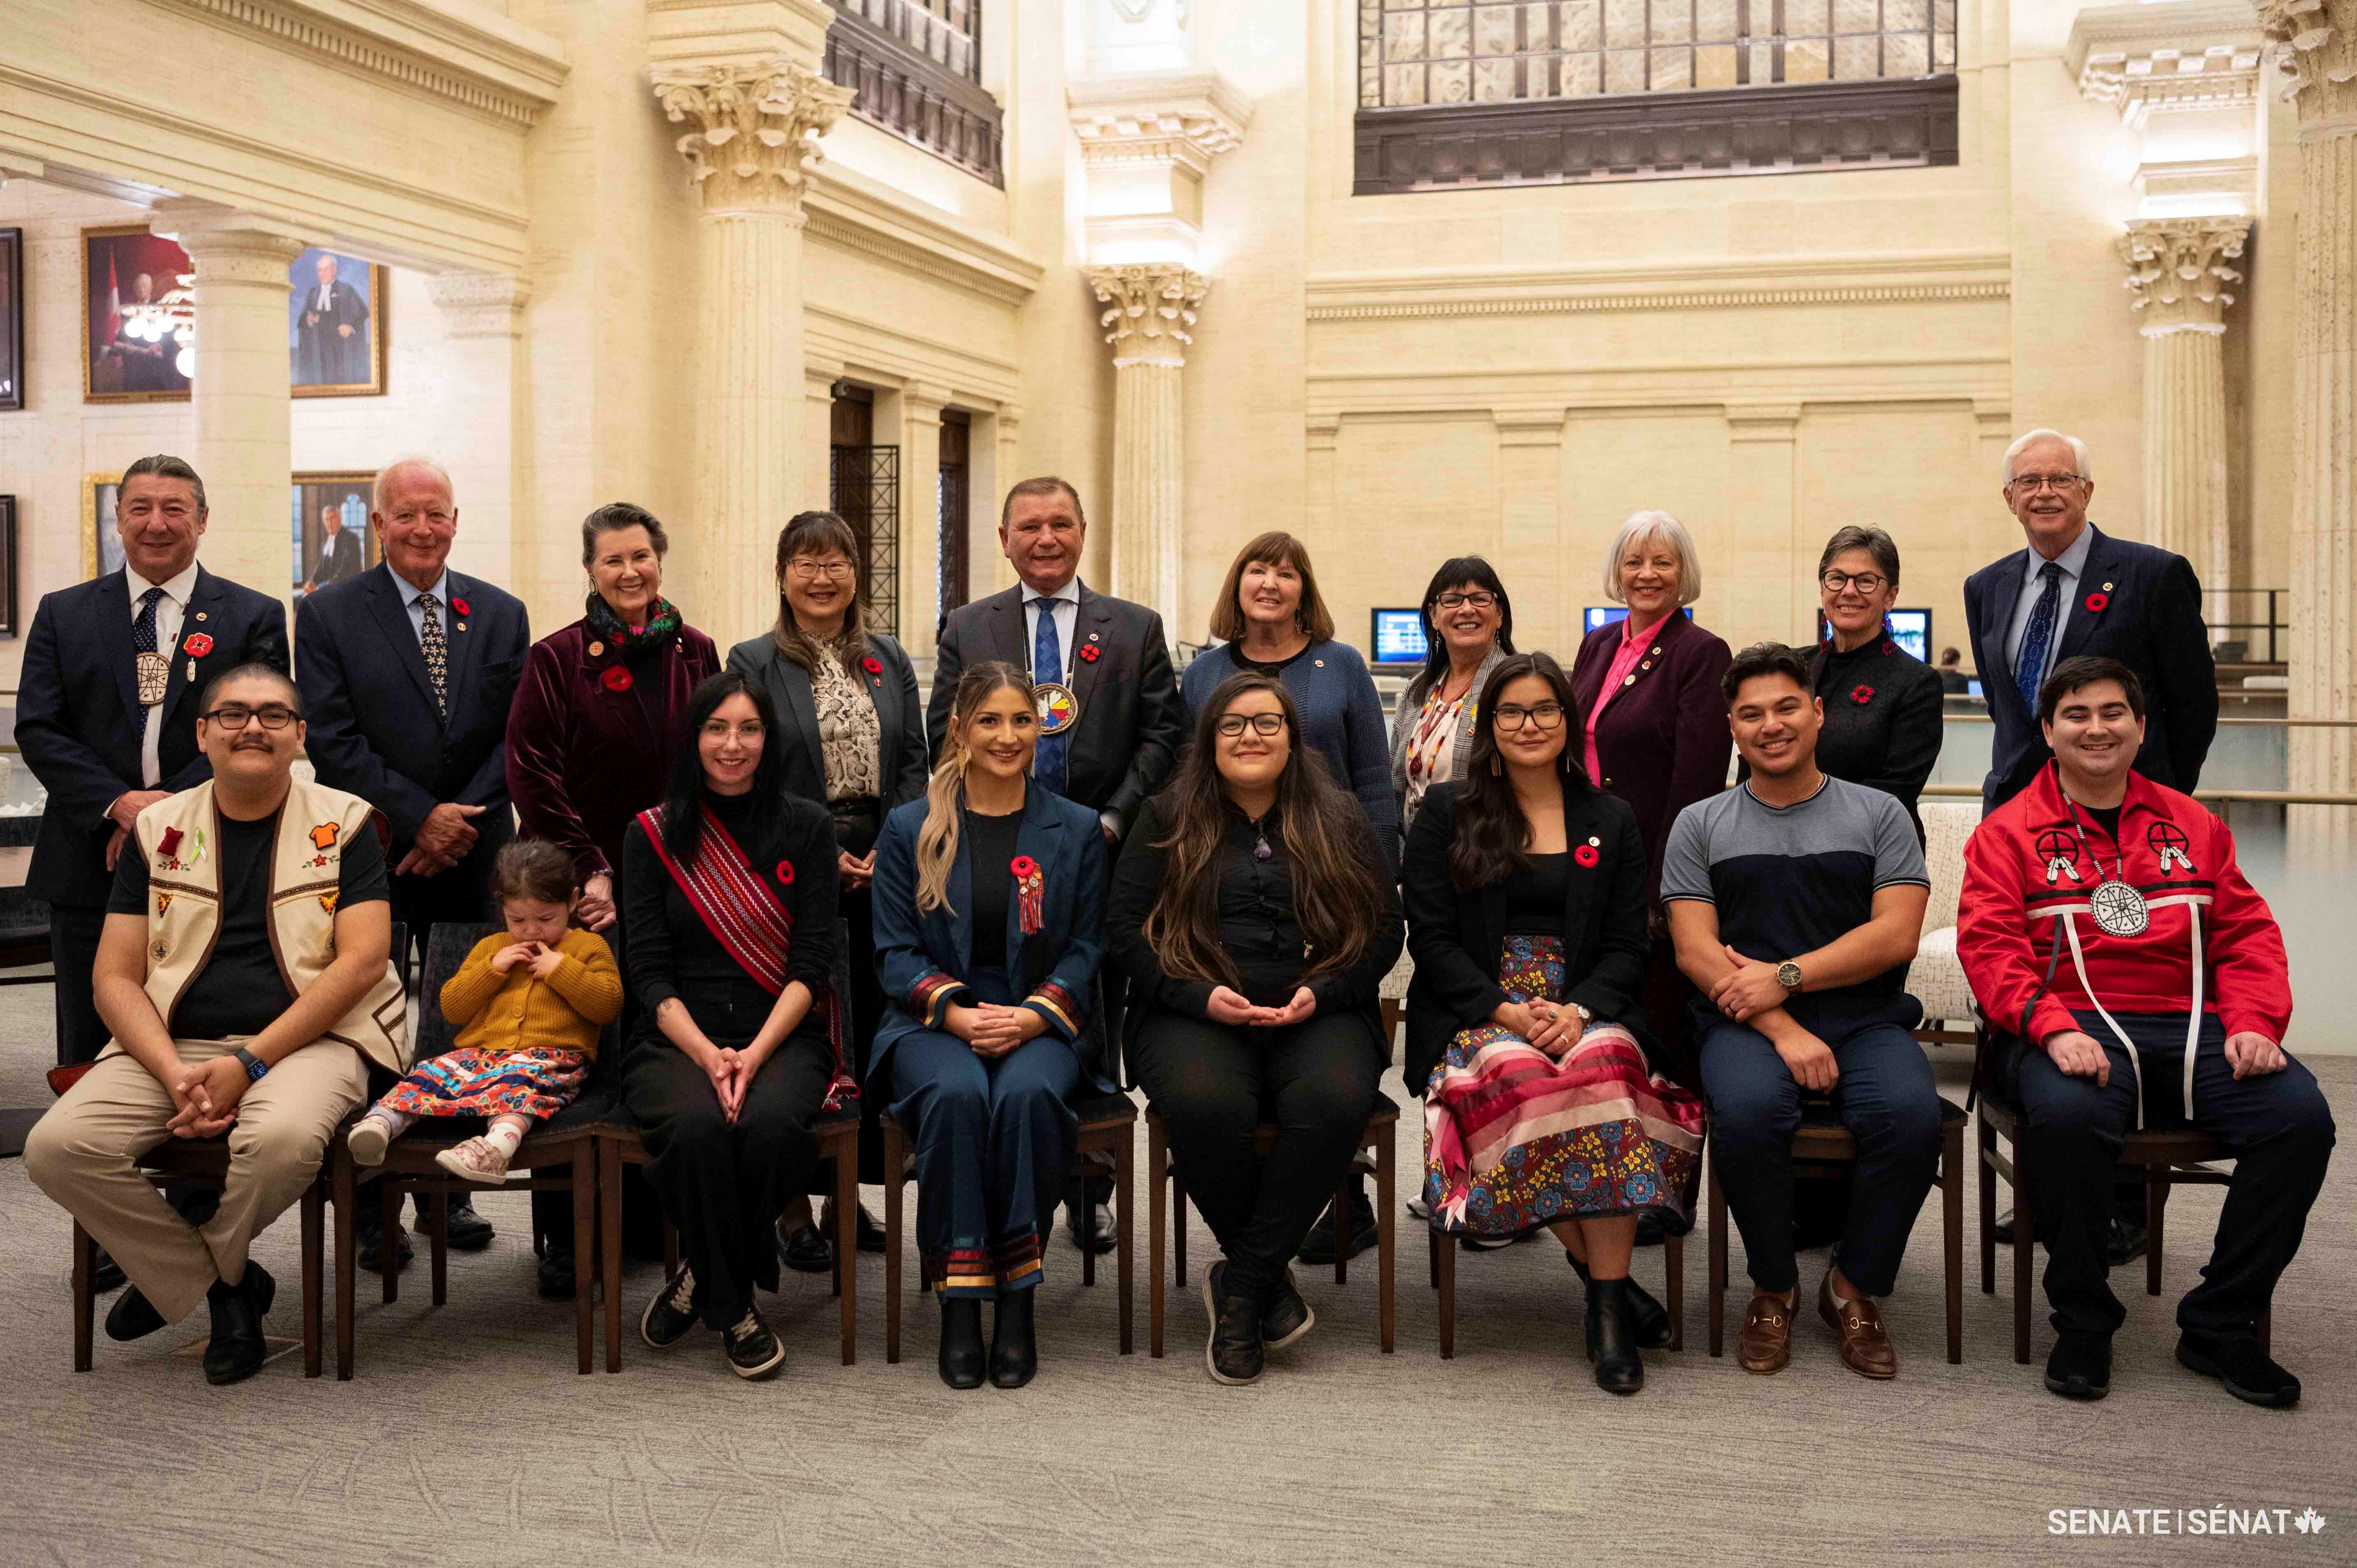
[869,659,1110,1391]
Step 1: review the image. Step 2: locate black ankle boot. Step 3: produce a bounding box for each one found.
[1568,1253,1672,1349]
[1585,1276,1645,1395]
[938,1297,986,1389]
[989,1288,1038,1389]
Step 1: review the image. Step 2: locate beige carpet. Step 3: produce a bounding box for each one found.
[2,1013,2351,1568]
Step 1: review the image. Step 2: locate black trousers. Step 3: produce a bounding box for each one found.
[2009,1011,2335,1339]
[623,998,833,1329]
[1132,1009,1383,1303]
[48,903,109,1067]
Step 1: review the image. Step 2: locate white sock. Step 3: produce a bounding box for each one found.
[364,1107,413,1138]
[483,1120,527,1159]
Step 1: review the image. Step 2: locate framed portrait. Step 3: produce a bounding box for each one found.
[293,471,379,596]
[83,226,193,404]
[0,227,22,412]
[0,496,18,636]
[83,472,125,580]
[289,248,386,397]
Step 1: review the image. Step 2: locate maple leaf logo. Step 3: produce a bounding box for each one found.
[2295,1510,2325,1536]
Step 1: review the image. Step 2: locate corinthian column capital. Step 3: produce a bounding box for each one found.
[2120,217,2250,334]
[2261,0,2357,125]
[652,61,854,214]
[1088,264,1208,368]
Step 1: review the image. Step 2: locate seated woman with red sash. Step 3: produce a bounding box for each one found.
[621,671,850,1380]
[870,660,1110,1392]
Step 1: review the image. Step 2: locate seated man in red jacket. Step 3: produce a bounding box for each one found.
[1959,656,2334,1408]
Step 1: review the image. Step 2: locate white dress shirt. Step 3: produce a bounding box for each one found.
[1021,576,1082,683]
[2003,523,2095,693]
[130,560,200,789]
[393,564,453,647]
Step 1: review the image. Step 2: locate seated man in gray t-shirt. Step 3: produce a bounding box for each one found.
[1661,643,1938,1382]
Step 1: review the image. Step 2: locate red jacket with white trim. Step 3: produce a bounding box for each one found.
[1957,762,2291,1047]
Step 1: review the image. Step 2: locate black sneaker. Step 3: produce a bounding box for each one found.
[723,1306,786,1380]
[640,1265,699,1350]
[1261,1266,1315,1350]
[1294,1189,1376,1266]
[2176,1331,2300,1408]
[2045,1329,2112,1400]
[1202,1261,1264,1386]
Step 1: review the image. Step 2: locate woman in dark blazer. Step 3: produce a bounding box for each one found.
[1403,653,1703,1394]
[1568,509,1733,1090]
[1802,525,1946,835]
[870,661,1109,1391]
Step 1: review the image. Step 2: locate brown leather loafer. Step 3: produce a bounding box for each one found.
[1738,1290,1793,1374]
[1819,1274,1898,1379]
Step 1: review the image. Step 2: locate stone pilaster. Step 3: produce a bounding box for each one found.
[1495,411,1566,654]
[2261,0,2357,843]
[427,274,534,607]
[1090,263,1206,630]
[2120,216,2247,603]
[889,382,950,656]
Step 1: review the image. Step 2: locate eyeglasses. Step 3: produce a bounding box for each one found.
[203,704,300,731]
[787,560,855,581]
[1820,571,1888,594]
[1433,592,1496,612]
[1215,713,1288,738]
[2006,473,2085,493]
[1493,702,1566,731]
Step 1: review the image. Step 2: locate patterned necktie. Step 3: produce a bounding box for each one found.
[418,591,450,720]
[1031,597,1068,796]
[132,586,164,655]
[2014,560,2063,720]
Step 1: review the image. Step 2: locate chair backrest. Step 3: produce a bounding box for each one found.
[1920,801,1978,935]
[415,921,503,1065]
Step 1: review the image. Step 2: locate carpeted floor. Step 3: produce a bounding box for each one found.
[2,1013,2350,1568]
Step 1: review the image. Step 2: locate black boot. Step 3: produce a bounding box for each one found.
[989,1288,1038,1389]
[1585,1276,1645,1395]
[202,1262,276,1387]
[938,1297,986,1390]
[1568,1252,1672,1349]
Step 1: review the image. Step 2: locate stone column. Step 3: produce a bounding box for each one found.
[1089,263,1206,630]
[150,206,304,599]
[890,382,950,656]
[2262,1,2357,844]
[2120,217,2248,607]
[1722,403,1805,649]
[651,61,853,642]
[426,274,537,610]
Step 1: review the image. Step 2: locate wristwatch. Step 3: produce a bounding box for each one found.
[1571,1002,1594,1027]
[1775,960,1804,993]
[234,1047,269,1082]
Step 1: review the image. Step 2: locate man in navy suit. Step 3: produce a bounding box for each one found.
[296,455,528,1258]
[1964,429,2217,816]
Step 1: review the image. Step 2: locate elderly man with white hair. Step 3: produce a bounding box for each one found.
[294,456,530,1264]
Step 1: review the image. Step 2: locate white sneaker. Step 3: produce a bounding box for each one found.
[348,1117,393,1167]
[433,1136,512,1183]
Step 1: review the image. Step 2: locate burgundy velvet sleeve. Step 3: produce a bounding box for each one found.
[505,636,606,877]
[1652,630,1734,901]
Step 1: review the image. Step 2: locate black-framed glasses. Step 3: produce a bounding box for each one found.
[1216,712,1288,738]
[202,703,300,731]
[1820,571,1888,594]
[1493,702,1566,732]
[1433,591,1497,612]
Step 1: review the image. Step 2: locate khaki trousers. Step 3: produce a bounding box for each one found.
[24,1039,367,1322]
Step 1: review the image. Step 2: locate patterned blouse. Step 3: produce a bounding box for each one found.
[810,647,883,805]
[1403,686,1467,830]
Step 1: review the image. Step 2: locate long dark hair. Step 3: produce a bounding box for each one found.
[1414,557,1516,696]
[660,671,786,865]
[1143,672,1392,988]
[1448,652,1589,891]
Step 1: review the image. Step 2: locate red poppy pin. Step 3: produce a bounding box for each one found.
[1011,856,1045,934]
[1079,644,1100,663]
[601,666,633,693]
[1573,844,1600,868]
[1851,685,1875,705]
[451,596,471,618]
[862,656,883,675]
[2085,591,2109,615]
[158,826,183,858]
[181,633,213,658]
[775,859,795,885]
[1010,856,1038,877]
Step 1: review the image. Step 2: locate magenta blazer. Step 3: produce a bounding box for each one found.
[1568,611,1734,905]
[505,616,722,881]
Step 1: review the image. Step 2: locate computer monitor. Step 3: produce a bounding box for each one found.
[1371,608,1429,666]
[1583,606,1694,636]
[1813,609,1932,663]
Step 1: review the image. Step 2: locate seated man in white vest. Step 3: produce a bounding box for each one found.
[25,663,407,1385]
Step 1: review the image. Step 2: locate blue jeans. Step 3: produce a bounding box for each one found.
[1700,1020,1941,1297]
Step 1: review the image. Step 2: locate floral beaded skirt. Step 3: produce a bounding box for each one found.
[1423,934,1705,1236]
[376,1046,589,1122]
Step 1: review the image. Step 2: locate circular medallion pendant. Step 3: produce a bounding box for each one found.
[2088,879,2150,938]
[1035,681,1080,736]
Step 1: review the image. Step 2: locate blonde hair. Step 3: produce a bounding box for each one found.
[1601,509,1703,607]
[915,661,1035,915]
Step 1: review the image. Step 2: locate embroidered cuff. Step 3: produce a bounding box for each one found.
[1023,981,1084,1039]
[910,973,969,1030]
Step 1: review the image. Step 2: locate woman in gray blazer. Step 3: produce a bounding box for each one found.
[1389,557,1516,840]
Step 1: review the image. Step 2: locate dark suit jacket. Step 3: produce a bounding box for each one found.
[1399,781,1654,1094]
[1963,524,2217,813]
[313,527,363,587]
[295,277,371,385]
[727,630,929,814]
[927,582,1184,839]
[1568,611,1734,904]
[14,566,288,908]
[295,563,529,889]
[507,616,721,880]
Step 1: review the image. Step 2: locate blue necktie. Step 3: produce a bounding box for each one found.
[2015,561,2063,720]
[132,586,165,655]
[1032,597,1069,796]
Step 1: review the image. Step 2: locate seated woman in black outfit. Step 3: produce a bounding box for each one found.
[1402,652,1703,1394]
[1107,672,1403,1387]
[622,672,847,1380]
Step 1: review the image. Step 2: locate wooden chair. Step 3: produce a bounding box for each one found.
[1144,1094,1399,1358]
[1706,1097,1968,1365]
[881,1087,1138,1363]
[1428,1214,1685,1359]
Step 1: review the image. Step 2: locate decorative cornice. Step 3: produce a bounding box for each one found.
[1089,263,1208,368]
[427,271,530,337]
[1068,70,1253,177]
[148,0,567,126]
[803,161,1042,306]
[2066,2,2263,119]
[2261,0,2357,122]
[652,60,854,213]
[2120,216,2250,334]
[1306,252,2010,322]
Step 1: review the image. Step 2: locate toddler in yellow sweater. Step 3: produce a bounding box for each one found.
[349,840,624,1183]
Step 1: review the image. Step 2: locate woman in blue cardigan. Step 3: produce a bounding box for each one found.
[870,660,1109,1392]
[1181,532,1400,868]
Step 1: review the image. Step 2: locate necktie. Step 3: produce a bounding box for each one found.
[418,592,450,720]
[132,586,164,655]
[2014,561,2063,721]
[1031,597,1068,796]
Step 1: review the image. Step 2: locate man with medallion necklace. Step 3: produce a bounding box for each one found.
[1959,656,2333,1408]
